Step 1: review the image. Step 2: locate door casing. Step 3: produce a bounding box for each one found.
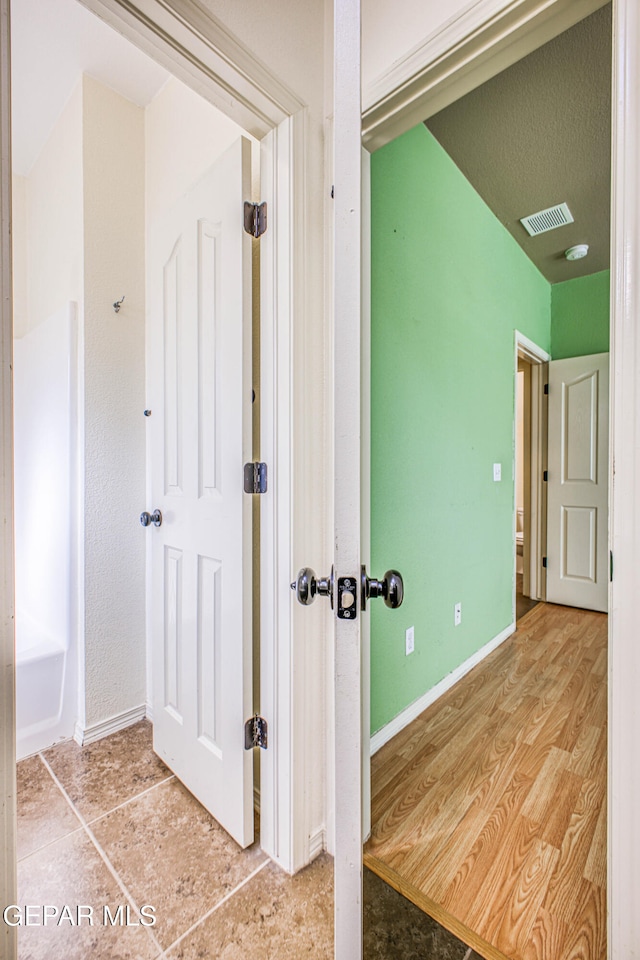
[515,331,550,611]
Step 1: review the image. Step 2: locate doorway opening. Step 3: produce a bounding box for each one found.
[513,333,550,624]
[515,357,539,622]
[365,5,611,958]
[11,0,271,951]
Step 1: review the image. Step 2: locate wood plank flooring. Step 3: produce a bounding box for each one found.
[364,603,607,960]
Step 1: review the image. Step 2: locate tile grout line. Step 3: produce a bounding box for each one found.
[17,821,86,864]
[39,752,164,957]
[20,758,175,863]
[83,773,176,828]
[156,857,272,959]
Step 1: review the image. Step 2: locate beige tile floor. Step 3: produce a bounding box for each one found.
[16,720,480,960]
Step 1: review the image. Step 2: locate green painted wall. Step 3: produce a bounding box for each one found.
[550,270,610,359]
[370,124,551,735]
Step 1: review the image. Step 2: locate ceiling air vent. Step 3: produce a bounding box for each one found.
[520,202,574,237]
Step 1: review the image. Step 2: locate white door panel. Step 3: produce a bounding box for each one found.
[546,352,609,613]
[148,137,254,848]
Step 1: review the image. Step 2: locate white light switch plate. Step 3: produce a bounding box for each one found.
[493,462,502,481]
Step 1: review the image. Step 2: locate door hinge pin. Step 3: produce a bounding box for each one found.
[610,550,613,582]
[244,714,268,750]
[244,201,267,238]
[543,470,548,482]
[244,461,267,494]
[542,556,548,568]
[544,383,549,395]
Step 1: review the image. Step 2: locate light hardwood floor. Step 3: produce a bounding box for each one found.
[365,602,607,960]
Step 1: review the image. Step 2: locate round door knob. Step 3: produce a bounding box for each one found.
[361,566,404,610]
[290,567,334,607]
[140,509,162,528]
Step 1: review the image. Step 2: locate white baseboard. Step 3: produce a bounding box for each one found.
[308,826,326,861]
[370,622,516,755]
[74,704,148,747]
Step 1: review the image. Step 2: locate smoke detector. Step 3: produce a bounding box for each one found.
[520,202,574,237]
[565,244,589,261]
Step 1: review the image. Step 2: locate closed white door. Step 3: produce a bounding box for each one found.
[546,352,609,613]
[147,138,254,848]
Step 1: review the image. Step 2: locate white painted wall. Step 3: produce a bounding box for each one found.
[10,176,27,338]
[145,76,246,226]
[23,82,84,335]
[362,0,471,92]
[81,75,147,729]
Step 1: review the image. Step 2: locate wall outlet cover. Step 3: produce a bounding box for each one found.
[454,602,462,626]
[405,626,415,655]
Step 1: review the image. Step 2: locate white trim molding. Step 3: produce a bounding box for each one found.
[0,1,17,957]
[76,0,303,137]
[308,826,326,862]
[515,329,550,365]
[362,0,608,151]
[74,704,148,746]
[609,1,640,956]
[370,622,515,755]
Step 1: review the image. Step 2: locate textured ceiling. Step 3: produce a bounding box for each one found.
[425,4,612,284]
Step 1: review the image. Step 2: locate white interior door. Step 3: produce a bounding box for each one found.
[546,351,609,613]
[148,137,254,848]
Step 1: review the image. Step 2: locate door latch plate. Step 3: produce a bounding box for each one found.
[336,576,358,620]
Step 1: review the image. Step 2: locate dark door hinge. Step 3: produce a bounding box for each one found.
[244,462,267,494]
[543,470,548,482]
[244,201,267,238]
[610,550,613,582]
[544,383,549,395]
[244,714,268,750]
[542,556,547,568]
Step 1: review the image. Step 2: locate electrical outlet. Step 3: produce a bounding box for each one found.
[454,602,462,626]
[405,626,415,655]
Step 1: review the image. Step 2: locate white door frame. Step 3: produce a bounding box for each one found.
[0,2,17,959]
[514,331,550,613]
[333,1,363,956]
[359,0,640,955]
[0,4,312,939]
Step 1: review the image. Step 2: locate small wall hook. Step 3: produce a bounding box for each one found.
[113,295,125,314]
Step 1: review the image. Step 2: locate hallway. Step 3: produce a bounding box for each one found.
[365,603,607,960]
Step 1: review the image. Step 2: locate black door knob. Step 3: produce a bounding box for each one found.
[360,566,404,610]
[290,567,334,607]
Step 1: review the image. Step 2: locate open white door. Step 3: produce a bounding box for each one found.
[147,137,254,848]
[546,352,609,613]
